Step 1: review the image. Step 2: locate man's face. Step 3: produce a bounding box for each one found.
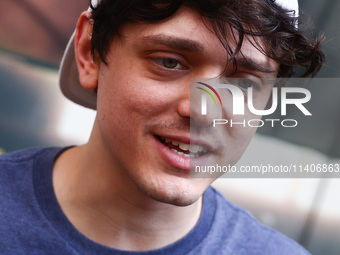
[91,7,278,206]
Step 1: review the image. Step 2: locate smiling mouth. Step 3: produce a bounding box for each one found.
[156,136,209,158]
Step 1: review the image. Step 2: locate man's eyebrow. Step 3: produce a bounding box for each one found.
[139,34,206,54]
[235,57,277,74]
[138,35,277,74]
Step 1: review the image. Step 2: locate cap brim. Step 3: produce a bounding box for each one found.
[59,31,97,109]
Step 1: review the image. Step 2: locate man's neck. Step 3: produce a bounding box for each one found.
[52,145,202,251]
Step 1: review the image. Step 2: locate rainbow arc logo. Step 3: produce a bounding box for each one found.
[196,82,222,115]
[196,82,222,106]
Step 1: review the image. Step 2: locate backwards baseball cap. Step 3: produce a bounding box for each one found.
[59,0,299,110]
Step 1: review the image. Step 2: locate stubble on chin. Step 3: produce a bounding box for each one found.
[131,173,205,207]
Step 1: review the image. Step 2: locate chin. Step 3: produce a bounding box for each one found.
[143,181,205,207]
[151,192,201,207]
[129,166,211,207]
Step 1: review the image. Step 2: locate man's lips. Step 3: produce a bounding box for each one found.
[155,135,212,159]
[154,134,218,171]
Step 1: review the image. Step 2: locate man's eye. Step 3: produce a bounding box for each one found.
[155,58,181,69]
[237,79,256,90]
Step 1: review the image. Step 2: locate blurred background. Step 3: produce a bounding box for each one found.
[0,0,339,254]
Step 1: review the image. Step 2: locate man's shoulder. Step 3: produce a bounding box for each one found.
[204,187,310,255]
[0,146,65,191]
[0,147,44,165]
[0,147,66,167]
[0,147,74,254]
[0,147,46,180]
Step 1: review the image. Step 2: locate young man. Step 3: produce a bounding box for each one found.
[0,0,324,254]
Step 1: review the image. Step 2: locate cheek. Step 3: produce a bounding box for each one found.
[227,124,257,166]
[96,72,178,131]
[125,84,176,116]
[230,119,257,147]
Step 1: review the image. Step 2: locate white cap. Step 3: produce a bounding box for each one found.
[59,0,299,109]
[273,0,299,18]
[59,0,99,109]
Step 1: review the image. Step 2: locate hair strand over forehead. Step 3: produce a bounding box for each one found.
[89,0,324,78]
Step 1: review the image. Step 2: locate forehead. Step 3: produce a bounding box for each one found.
[116,6,278,75]
[119,7,219,46]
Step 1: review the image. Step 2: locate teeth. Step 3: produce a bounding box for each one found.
[163,138,208,155]
[179,143,190,151]
[190,145,199,153]
[171,149,198,158]
[166,138,179,145]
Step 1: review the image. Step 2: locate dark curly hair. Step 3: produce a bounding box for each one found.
[89,0,324,78]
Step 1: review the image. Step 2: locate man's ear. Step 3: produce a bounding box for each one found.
[74,11,99,90]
